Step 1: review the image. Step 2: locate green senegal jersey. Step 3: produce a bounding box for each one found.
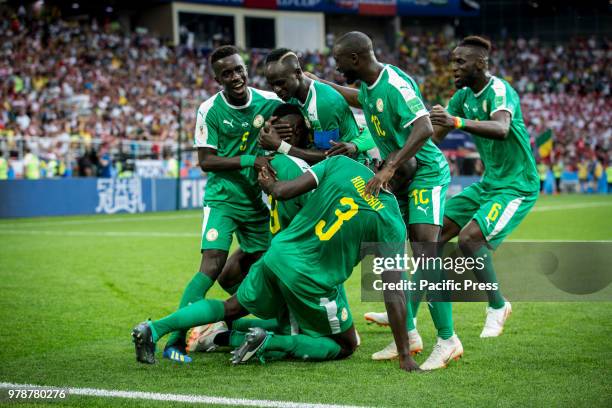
[290,81,374,164]
[268,154,312,236]
[447,76,539,193]
[264,155,404,292]
[358,64,450,188]
[194,87,282,210]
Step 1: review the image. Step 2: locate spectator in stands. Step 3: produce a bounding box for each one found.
[23,146,40,179]
[0,149,8,180]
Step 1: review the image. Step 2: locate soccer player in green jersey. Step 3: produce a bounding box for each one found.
[187,104,316,352]
[260,48,375,165]
[133,155,421,372]
[159,46,282,363]
[429,36,539,337]
[308,31,462,370]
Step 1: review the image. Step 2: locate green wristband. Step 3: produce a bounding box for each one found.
[240,155,257,168]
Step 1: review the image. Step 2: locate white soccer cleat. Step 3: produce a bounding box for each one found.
[187,321,228,352]
[364,311,389,326]
[371,329,423,360]
[480,301,512,338]
[419,334,463,371]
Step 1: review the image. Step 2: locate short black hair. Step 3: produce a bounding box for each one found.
[210,45,239,65]
[265,48,295,65]
[273,103,303,118]
[459,36,491,53]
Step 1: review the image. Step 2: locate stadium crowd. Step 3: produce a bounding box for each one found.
[0,8,609,188]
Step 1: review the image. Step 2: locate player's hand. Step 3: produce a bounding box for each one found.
[254,156,276,177]
[259,119,283,151]
[398,354,422,373]
[429,105,455,128]
[257,165,277,194]
[365,165,395,197]
[326,141,357,157]
[303,71,321,82]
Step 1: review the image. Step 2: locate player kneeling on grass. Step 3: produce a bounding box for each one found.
[133,154,422,372]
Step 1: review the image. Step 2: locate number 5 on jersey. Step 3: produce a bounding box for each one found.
[315,197,359,241]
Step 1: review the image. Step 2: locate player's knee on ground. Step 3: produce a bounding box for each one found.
[332,327,359,359]
[199,250,229,280]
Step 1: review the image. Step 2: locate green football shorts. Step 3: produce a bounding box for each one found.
[237,258,353,338]
[397,184,448,226]
[444,182,538,249]
[200,203,270,253]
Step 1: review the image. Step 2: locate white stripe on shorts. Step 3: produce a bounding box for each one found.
[319,297,341,334]
[432,185,442,225]
[486,197,524,241]
[201,207,211,238]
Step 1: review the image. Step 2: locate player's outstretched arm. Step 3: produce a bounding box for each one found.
[303,72,362,109]
[259,121,327,164]
[198,147,272,173]
[430,105,511,141]
[258,167,317,201]
[381,269,421,372]
[365,115,433,196]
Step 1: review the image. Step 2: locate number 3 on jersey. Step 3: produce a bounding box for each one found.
[315,197,358,241]
[239,131,249,151]
[269,195,281,234]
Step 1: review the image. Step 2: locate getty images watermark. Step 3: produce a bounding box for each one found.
[360,242,612,302]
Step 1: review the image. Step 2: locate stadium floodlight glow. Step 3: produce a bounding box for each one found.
[105,6,113,13]
[71,2,79,9]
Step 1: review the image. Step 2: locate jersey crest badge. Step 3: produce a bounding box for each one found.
[206,228,219,242]
[253,115,264,129]
[376,98,384,113]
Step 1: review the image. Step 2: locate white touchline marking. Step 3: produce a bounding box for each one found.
[0,230,199,238]
[0,382,371,408]
[531,202,611,212]
[0,213,199,228]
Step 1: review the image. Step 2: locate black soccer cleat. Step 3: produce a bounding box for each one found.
[132,321,156,364]
[230,327,269,365]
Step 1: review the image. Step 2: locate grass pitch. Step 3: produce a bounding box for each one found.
[0,194,611,407]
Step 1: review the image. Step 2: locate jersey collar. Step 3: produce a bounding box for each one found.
[367,64,387,90]
[220,87,253,109]
[473,75,494,98]
[296,80,315,107]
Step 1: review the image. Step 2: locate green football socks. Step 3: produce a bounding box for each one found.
[151,299,225,343]
[474,245,505,309]
[165,272,214,349]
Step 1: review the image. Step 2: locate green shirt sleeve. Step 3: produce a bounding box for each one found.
[389,84,428,130]
[194,102,219,148]
[489,80,518,118]
[308,158,328,186]
[351,126,376,152]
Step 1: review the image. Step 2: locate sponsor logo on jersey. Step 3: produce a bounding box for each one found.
[223,119,234,128]
[407,98,422,114]
[253,115,264,128]
[206,228,219,241]
[376,98,384,113]
[341,307,348,322]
